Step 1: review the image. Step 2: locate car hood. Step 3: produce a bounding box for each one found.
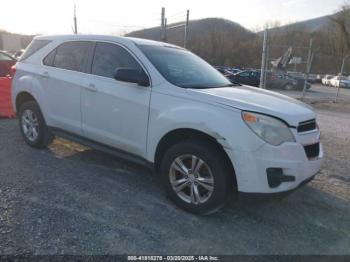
[187,85,315,127]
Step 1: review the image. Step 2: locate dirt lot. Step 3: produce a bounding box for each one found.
[0,96,349,255]
[278,83,350,102]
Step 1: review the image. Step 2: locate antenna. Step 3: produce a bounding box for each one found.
[74,4,78,34]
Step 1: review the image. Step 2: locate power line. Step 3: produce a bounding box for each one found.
[167,9,187,19]
[167,14,186,21]
[80,18,154,29]
[161,8,190,48]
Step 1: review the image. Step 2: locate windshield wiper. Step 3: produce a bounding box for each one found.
[183,83,240,89]
[218,83,241,87]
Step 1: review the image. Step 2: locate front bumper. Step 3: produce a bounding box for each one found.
[226,141,323,194]
[238,173,318,200]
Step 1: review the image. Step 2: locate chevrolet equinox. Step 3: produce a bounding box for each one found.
[12,35,323,214]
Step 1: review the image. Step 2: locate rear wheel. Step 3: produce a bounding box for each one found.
[160,140,233,215]
[19,101,54,148]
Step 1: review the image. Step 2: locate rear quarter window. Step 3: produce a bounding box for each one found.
[19,40,51,61]
[43,49,56,66]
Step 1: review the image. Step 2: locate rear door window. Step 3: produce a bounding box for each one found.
[53,41,93,73]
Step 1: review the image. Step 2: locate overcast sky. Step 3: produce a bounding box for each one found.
[0,0,345,35]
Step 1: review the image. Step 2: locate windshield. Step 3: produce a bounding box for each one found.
[138,44,232,88]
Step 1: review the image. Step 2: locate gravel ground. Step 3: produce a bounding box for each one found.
[0,101,349,255]
[277,84,350,102]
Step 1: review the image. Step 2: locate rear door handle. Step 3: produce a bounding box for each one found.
[85,83,98,92]
[40,71,50,79]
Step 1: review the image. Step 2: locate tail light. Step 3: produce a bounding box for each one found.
[10,64,16,78]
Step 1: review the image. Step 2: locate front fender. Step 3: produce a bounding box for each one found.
[146,91,264,162]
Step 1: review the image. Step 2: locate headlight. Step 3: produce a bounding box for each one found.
[242,111,295,146]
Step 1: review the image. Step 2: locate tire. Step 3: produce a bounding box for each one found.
[18,101,54,149]
[160,139,234,215]
[284,83,294,91]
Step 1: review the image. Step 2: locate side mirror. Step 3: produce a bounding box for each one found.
[114,68,150,87]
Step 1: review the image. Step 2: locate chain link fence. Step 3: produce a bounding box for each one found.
[260,29,350,103]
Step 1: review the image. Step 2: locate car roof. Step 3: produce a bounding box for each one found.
[34,34,183,49]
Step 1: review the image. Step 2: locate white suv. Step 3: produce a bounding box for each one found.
[12,35,323,214]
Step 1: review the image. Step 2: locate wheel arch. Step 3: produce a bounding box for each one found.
[154,128,237,190]
[15,91,37,112]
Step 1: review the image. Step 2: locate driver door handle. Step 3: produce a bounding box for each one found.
[85,83,98,92]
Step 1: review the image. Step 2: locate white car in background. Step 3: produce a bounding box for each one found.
[12,35,323,214]
[322,75,334,86]
[330,76,350,88]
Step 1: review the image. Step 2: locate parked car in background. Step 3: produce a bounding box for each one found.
[287,71,304,79]
[228,68,241,74]
[227,70,311,90]
[231,70,260,87]
[316,74,324,84]
[214,67,231,75]
[286,72,312,90]
[266,73,299,90]
[330,76,350,88]
[307,74,317,83]
[215,67,239,84]
[329,76,338,87]
[12,35,323,214]
[0,51,16,77]
[322,75,334,86]
[290,77,311,90]
[214,65,231,71]
[13,49,25,60]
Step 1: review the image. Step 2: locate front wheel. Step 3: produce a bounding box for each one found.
[160,140,233,215]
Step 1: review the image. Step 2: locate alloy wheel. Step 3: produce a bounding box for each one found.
[169,154,214,205]
[21,109,39,142]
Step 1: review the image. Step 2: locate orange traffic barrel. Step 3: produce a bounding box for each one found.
[0,76,15,118]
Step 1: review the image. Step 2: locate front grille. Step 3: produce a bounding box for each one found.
[304,143,320,159]
[297,119,317,133]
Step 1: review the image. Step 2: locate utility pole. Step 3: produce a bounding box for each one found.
[160,7,166,42]
[164,18,167,42]
[259,29,268,89]
[73,4,78,34]
[301,38,313,98]
[184,10,190,48]
[335,53,350,102]
[264,33,270,89]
